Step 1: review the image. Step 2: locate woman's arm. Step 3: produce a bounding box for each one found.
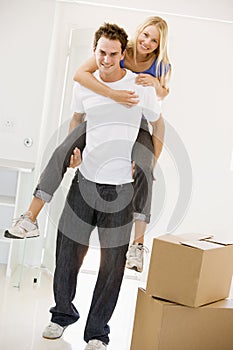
[73,56,139,105]
[135,73,170,99]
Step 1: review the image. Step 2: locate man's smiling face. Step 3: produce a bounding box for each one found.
[94,36,125,81]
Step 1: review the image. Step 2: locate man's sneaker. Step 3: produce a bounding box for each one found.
[125,243,149,273]
[4,213,40,239]
[85,340,107,350]
[42,322,67,339]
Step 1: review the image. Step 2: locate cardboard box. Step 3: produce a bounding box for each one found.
[146,233,233,307]
[130,288,233,350]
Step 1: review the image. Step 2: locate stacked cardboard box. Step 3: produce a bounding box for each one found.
[130,233,233,350]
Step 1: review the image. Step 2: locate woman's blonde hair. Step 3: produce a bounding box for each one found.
[128,16,171,79]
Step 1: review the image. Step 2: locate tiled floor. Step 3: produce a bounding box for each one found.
[1,261,233,350]
[0,264,144,350]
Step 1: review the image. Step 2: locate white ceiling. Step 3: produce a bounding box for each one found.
[61,0,233,22]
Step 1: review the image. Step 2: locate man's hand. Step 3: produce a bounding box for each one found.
[131,161,135,178]
[69,112,85,133]
[69,147,82,168]
[150,116,165,169]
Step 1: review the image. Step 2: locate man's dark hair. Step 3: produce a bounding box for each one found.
[93,22,128,53]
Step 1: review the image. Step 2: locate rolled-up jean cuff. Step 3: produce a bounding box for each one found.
[33,189,53,203]
[134,212,150,224]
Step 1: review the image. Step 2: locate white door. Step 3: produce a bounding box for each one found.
[41,25,100,274]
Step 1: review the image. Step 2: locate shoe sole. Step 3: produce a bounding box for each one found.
[4,230,40,239]
[42,334,63,340]
[125,262,142,273]
[42,326,67,340]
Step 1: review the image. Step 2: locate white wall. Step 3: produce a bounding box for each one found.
[163,17,233,230]
[0,0,56,269]
[0,0,56,163]
[58,0,233,22]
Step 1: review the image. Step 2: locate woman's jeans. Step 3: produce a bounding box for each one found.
[34,119,154,223]
[50,171,134,344]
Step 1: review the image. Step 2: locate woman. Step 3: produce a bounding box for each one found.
[5,16,171,273]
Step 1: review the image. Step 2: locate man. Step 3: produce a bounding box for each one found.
[42,23,161,350]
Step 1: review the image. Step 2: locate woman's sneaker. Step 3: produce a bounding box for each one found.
[125,243,149,272]
[42,322,67,339]
[4,213,40,239]
[85,339,107,349]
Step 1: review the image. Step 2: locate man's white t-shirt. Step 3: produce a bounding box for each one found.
[71,69,161,185]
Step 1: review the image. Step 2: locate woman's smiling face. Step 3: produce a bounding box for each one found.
[136,25,160,55]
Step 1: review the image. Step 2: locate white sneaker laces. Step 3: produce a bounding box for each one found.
[12,213,37,225]
[135,244,149,258]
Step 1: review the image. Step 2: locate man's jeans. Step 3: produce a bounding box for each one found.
[50,171,134,344]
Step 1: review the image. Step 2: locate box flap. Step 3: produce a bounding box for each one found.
[204,237,233,246]
[180,240,223,250]
[177,233,213,241]
[156,234,181,244]
[157,233,213,245]
[204,298,233,309]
